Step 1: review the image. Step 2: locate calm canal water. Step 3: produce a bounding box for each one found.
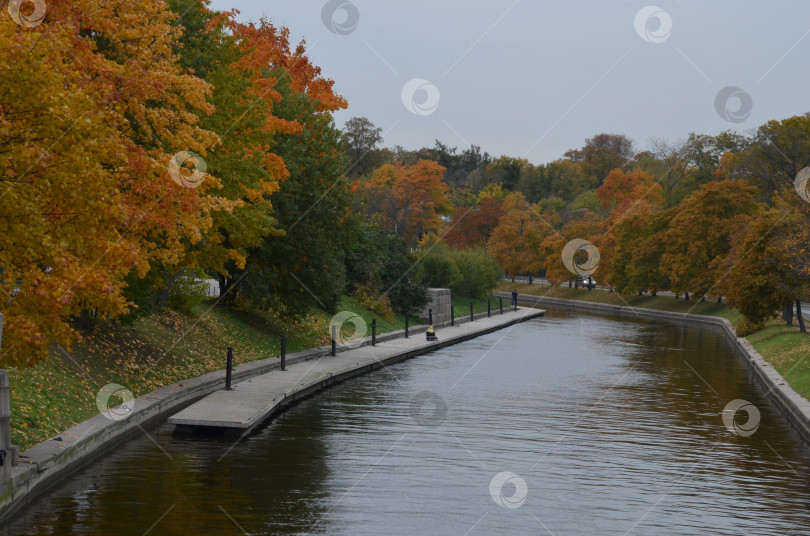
[4,309,810,535]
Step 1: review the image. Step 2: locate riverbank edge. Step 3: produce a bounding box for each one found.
[493,291,810,445]
[0,307,532,523]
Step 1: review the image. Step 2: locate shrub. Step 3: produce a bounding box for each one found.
[352,283,395,322]
[735,317,766,337]
[167,273,210,315]
[417,245,501,299]
[417,245,461,289]
[450,247,502,298]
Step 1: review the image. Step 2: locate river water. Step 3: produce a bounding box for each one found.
[3,309,810,535]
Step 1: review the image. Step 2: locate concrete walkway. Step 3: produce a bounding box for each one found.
[168,307,544,432]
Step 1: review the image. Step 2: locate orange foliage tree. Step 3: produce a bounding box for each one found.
[365,160,451,246]
[488,193,559,279]
[660,180,761,300]
[0,0,229,366]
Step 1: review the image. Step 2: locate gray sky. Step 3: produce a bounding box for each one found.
[209,0,810,164]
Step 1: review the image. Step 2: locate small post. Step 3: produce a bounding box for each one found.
[487,300,491,318]
[372,319,377,346]
[470,302,474,322]
[280,335,287,371]
[429,308,433,326]
[499,297,503,315]
[451,305,455,326]
[225,347,233,390]
[331,324,337,357]
[1,370,11,475]
[405,314,410,338]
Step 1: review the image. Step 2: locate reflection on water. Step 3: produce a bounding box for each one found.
[4,309,810,535]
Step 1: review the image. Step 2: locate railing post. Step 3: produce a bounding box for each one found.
[1,368,12,485]
[331,324,337,357]
[280,335,286,371]
[470,302,474,322]
[487,300,491,318]
[372,319,377,346]
[499,297,503,315]
[225,347,233,390]
[429,308,433,326]
[451,305,455,326]
[405,314,409,338]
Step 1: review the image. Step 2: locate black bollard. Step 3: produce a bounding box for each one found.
[281,335,286,371]
[429,308,433,326]
[499,297,503,314]
[487,300,491,318]
[331,324,336,356]
[225,347,233,390]
[405,314,409,338]
[451,304,455,326]
[470,302,474,322]
[372,319,377,346]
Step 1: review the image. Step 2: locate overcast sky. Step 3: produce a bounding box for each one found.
[209,0,810,164]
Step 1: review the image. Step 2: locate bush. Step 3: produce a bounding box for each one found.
[344,221,429,315]
[735,317,766,337]
[417,245,460,289]
[167,274,210,315]
[417,245,501,299]
[450,247,502,298]
[351,283,395,322]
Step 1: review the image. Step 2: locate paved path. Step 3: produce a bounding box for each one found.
[168,307,544,431]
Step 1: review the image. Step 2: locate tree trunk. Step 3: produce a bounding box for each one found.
[700,295,705,302]
[797,300,806,333]
[529,275,533,285]
[568,279,572,288]
[155,269,186,309]
[784,303,794,326]
[685,292,690,302]
[652,290,657,297]
[717,296,722,304]
[675,294,679,300]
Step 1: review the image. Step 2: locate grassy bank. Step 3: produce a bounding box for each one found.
[747,326,810,397]
[497,281,810,400]
[8,296,416,450]
[496,281,743,322]
[451,295,495,318]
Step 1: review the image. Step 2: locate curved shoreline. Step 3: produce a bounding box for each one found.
[0,307,541,523]
[493,291,810,445]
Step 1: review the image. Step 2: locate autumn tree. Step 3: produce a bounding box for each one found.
[488,193,559,279]
[0,0,225,366]
[720,114,810,197]
[540,211,601,286]
[365,160,452,246]
[483,156,527,191]
[444,186,506,248]
[608,205,673,294]
[660,180,761,300]
[566,133,634,186]
[725,191,809,330]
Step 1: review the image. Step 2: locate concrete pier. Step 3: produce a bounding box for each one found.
[168,307,544,432]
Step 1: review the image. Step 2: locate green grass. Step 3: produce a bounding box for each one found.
[334,296,420,333]
[7,295,417,450]
[450,294,496,318]
[496,282,744,324]
[747,324,810,399]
